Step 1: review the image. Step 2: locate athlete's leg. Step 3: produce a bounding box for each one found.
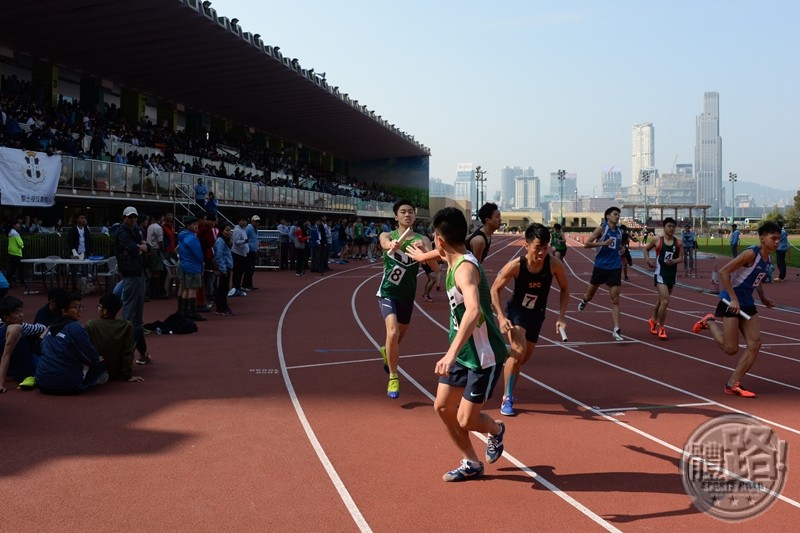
[706,315,741,355]
[502,326,527,399]
[728,316,762,385]
[655,284,672,325]
[582,283,599,303]
[383,315,409,374]
[609,285,621,329]
[434,383,479,462]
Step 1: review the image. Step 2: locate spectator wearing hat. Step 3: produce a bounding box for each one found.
[177,216,206,321]
[242,215,260,291]
[115,206,152,365]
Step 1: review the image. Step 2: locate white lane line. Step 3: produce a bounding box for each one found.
[349,275,622,532]
[287,351,443,370]
[595,402,715,413]
[278,267,374,533]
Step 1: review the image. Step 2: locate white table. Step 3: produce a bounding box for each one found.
[21,257,110,291]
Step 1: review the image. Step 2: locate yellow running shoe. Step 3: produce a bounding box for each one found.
[387,374,400,399]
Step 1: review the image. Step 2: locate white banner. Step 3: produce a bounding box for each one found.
[0,147,61,206]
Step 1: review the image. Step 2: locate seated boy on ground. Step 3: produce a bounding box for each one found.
[36,292,109,395]
[0,297,46,393]
[87,293,144,383]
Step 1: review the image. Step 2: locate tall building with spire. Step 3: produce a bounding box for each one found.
[632,122,654,187]
[695,92,722,214]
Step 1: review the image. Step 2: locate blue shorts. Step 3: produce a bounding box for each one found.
[506,305,546,343]
[377,297,414,325]
[438,361,502,404]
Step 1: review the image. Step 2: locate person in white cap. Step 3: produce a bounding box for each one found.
[115,206,152,365]
[242,215,261,291]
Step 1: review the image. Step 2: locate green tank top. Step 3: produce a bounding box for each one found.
[376,229,422,300]
[446,254,508,370]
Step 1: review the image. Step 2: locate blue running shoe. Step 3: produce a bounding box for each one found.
[500,396,515,417]
[442,459,484,482]
[387,374,399,399]
[485,421,505,464]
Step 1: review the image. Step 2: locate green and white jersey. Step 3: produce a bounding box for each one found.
[446,254,508,370]
[376,229,422,300]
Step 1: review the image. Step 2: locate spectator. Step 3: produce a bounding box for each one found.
[0,271,8,299]
[231,215,249,296]
[176,216,205,322]
[213,223,235,316]
[145,213,166,299]
[277,218,290,270]
[67,211,93,291]
[294,222,309,276]
[6,219,29,292]
[87,293,143,382]
[33,287,68,328]
[242,215,260,291]
[115,206,151,366]
[194,178,208,210]
[0,296,46,393]
[36,292,108,395]
[196,214,217,312]
[113,148,126,164]
[205,191,219,218]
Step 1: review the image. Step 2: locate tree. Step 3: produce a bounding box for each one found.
[785,190,800,229]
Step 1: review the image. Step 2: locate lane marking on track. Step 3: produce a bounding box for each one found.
[594,402,716,413]
[278,265,376,533]
[350,275,623,533]
[287,351,443,370]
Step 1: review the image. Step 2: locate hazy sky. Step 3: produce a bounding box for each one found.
[216,0,798,197]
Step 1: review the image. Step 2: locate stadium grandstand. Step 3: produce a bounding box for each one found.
[0,0,431,228]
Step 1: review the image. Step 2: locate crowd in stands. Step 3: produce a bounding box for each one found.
[0,74,398,202]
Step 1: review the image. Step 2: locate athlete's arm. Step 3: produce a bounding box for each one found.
[584,225,605,248]
[435,262,481,376]
[718,249,757,313]
[671,241,684,266]
[755,283,775,309]
[644,238,657,268]
[469,234,486,262]
[550,256,570,333]
[418,236,441,270]
[379,230,403,254]
[490,259,519,333]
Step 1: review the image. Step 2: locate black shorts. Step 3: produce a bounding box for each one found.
[438,361,502,404]
[506,305,546,343]
[623,249,632,266]
[555,248,567,257]
[590,267,622,287]
[377,297,414,324]
[714,300,758,319]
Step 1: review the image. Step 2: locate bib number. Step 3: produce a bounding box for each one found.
[753,272,766,287]
[522,293,538,310]
[388,264,407,286]
[664,251,673,262]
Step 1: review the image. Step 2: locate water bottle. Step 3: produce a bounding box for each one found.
[156,327,162,335]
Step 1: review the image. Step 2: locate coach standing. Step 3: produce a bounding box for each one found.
[116,206,152,365]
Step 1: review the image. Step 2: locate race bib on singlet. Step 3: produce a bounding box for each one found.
[387,263,408,286]
[521,293,539,310]
[664,251,673,262]
[608,237,617,248]
[753,272,766,287]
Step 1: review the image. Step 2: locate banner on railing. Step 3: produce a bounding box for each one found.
[0,147,61,206]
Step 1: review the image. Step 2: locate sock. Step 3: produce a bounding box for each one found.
[389,373,398,380]
[188,299,197,317]
[505,374,515,399]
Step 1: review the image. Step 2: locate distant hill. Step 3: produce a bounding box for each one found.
[735,181,796,205]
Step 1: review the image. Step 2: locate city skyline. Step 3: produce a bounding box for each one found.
[216,1,799,201]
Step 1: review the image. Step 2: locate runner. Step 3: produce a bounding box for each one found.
[681,223,697,277]
[490,223,569,416]
[619,224,638,282]
[550,223,567,261]
[376,199,436,399]
[577,206,625,341]
[691,221,780,397]
[466,202,502,263]
[644,218,683,340]
[430,207,508,482]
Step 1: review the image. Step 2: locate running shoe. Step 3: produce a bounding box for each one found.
[648,318,658,335]
[379,346,389,374]
[436,284,441,291]
[387,374,400,399]
[485,421,506,463]
[612,328,624,341]
[724,381,756,398]
[135,353,153,365]
[658,327,668,340]
[18,376,36,390]
[578,299,587,311]
[692,313,716,334]
[423,294,433,302]
[500,396,515,417]
[442,459,484,482]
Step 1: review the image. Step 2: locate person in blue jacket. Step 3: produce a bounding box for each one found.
[177,216,205,321]
[36,292,108,395]
[213,223,235,316]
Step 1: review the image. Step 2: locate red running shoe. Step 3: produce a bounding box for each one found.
[724,382,756,398]
[692,313,715,334]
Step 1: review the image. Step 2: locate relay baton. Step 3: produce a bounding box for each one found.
[721,298,752,320]
[558,326,568,342]
[398,226,413,241]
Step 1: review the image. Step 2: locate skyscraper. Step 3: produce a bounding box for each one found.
[500,166,522,209]
[455,163,475,214]
[549,172,577,199]
[695,92,722,214]
[632,123,654,187]
[514,175,540,209]
[601,166,623,198]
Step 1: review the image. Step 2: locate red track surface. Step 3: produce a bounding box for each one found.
[2,235,799,532]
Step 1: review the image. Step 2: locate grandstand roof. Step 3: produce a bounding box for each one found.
[1,0,430,162]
